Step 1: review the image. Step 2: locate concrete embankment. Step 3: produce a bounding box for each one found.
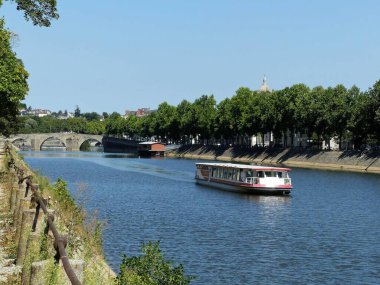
[167,145,380,174]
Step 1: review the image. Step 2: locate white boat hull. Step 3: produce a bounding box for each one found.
[195,178,291,195]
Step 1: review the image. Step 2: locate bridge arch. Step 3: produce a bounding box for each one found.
[78,137,103,151]
[40,136,67,150]
[11,137,31,150]
[8,133,104,151]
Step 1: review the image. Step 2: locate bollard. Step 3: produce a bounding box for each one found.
[16,209,36,265]
[30,259,84,285]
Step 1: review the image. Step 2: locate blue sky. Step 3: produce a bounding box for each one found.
[2,0,380,113]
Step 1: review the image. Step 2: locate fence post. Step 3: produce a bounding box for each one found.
[22,233,39,285]
[10,181,18,213]
[14,183,31,223]
[16,209,36,265]
[14,181,23,216]
[15,197,31,247]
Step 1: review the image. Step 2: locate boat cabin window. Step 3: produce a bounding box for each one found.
[257,171,264,178]
[247,170,253,178]
[279,172,288,178]
[264,171,276,177]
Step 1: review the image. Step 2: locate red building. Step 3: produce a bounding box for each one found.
[138,142,165,157]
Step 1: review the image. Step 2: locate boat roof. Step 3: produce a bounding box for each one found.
[196,162,291,172]
[138,142,165,145]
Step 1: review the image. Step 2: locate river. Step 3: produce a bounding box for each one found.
[21,151,380,285]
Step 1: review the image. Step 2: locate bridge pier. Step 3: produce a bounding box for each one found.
[65,137,80,152]
[30,139,42,151]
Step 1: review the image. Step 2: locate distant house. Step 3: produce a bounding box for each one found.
[124,107,155,118]
[57,112,75,120]
[124,110,136,117]
[33,109,52,117]
[20,108,52,117]
[19,109,28,116]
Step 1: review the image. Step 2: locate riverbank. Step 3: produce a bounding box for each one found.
[0,140,22,283]
[0,141,115,284]
[167,145,380,174]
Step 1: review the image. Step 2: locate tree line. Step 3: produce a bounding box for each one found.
[17,80,380,150]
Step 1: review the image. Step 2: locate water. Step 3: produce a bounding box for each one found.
[21,151,380,284]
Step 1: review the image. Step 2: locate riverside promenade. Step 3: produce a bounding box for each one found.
[168,145,380,174]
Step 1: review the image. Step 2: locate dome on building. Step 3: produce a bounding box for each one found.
[258,75,271,92]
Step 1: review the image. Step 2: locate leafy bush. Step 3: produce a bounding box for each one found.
[116,241,193,285]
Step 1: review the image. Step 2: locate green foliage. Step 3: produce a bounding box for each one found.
[0,0,58,135]
[12,78,380,149]
[17,115,106,134]
[43,259,61,285]
[192,95,216,140]
[52,177,75,208]
[116,241,193,285]
[74,105,81,117]
[5,0,59,27]
[0,19,29,136]
[82,111,101,121]
[154,102,178,142]
[80,140,91,151]
[105,113,126,136]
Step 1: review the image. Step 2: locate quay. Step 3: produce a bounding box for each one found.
[167,145,380,174]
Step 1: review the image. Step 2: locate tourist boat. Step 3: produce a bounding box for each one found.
[195,163,292,195]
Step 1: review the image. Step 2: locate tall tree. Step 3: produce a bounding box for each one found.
[0,0,58,135]
[347,88,372,149]
[74,105,81,117]
[367,80,380,142]
[0,19,29,136]
[230,87,254,138]
[215,98,234,144]
[176,100,195,143]
[192,95,216,142]
[327,85,351,149]
[154,102,177,142]
[5,0,59,27]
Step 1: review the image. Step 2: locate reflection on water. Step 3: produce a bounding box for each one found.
[240,193,291,205]
[21,152,380,285]
[21,151,135,159]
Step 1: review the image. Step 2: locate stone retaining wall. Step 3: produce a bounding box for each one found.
[167,145,380,174]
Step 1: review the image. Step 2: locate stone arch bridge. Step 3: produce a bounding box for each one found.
[8,133,104,151]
